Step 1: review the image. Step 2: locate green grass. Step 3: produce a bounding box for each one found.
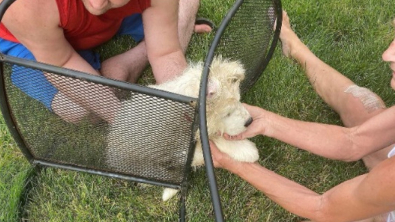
[0,115,31,222]
[1,0,395,221]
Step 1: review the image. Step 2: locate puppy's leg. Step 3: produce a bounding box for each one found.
[191,142,205,167]
[163,142,205,201]
[213,137,259,162]
[162,188,179,201]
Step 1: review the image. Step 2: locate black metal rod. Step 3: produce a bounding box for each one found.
[178,114,199,221]
[261,0,282,73]
[0,0,31,161]
[0,54,197,105]
[198,1,244,221]
[33,160,182,189]
[0,0,15,21]
[0,63,34,162]
[178,191,186,222]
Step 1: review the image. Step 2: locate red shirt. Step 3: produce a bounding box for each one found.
[0,0,151,50]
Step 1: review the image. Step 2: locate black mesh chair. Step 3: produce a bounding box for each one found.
[0,0,281,221]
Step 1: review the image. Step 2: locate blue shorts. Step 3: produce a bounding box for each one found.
[0,14,144,111]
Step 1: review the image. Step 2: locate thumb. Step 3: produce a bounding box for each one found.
[223,132,246,140]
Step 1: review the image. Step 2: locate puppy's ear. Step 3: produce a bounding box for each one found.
[229,76,240,84]
[207,79,219,98]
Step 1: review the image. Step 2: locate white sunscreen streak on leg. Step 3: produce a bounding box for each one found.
[344,85,385,113]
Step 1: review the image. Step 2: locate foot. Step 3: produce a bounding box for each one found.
[194,18,214,33]
[278,11,304,58]
[52,92,89,124]
[194,24,213,33]
[100,41,148,83]
[101,53,147,83]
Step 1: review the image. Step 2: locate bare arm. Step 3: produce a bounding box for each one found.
[210,142,395,222]
[2,0,120,122]
[229,104,395,161]
[142,0,187,83]
[3,0,83,68]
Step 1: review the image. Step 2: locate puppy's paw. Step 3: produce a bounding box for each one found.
[191,144,204,167]
[231,140,259,163]
[162,188,179,201]
[214,138,259,163]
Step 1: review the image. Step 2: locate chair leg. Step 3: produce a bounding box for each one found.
[179,187,186,222]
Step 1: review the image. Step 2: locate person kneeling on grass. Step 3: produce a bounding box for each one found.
[210,11,395,222]
[0,0,212,124]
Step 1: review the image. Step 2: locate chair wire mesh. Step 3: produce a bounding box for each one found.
[213,0,281,93]
[0,56,198,187]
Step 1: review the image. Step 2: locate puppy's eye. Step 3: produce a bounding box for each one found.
[231,78,238,83]
[226,112,231,117]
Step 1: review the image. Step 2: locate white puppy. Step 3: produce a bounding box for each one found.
[106,56,259,201]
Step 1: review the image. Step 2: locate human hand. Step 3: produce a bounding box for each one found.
[209,141,236,169]
[224,103,266,140]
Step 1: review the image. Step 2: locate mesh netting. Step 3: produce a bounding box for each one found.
[2,62,197,185]
[212,0,280,92]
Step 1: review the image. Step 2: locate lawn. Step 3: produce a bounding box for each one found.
[1,0,395,221]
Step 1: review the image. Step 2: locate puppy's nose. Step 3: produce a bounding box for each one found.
[244,117,253,127]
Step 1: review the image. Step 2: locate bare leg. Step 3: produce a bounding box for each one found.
[100,42,148,83]
[52,92,89,124]
[279,11,391,169]
[178,0,212,52]
[47,73,120,124]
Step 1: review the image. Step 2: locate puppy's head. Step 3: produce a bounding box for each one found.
[207,98,252,136]
[201,56,252,136]
[207,56,245,101]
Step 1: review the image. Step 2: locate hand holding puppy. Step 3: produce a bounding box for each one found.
[224,103,269,140]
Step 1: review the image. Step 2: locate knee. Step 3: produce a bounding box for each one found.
[344,85,386,113]
[51,93,89,124]
[341,85,386,126]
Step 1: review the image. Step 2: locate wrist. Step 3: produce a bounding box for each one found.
[259,109,273,137]
[222,159,244,174]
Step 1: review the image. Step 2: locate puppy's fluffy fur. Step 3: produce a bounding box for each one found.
[106,56,259,201]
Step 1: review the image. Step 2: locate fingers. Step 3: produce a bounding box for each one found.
[218,131,246,140]
[209,140,222,156]
[209,141,222,168]
[223,133,244,140]
[242,103,263,117]
[209,140,217,149]
[242,103,253,110]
